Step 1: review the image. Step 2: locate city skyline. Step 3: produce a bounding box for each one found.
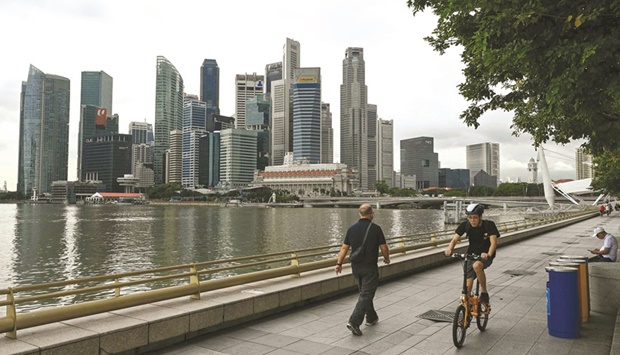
[1,1,583,191]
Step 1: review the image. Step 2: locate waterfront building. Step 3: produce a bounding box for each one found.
[199,131,220,188]
[200,59,219,132]
[575,147,594,180]
[438,168,470,189]
[528,157,538,183]
[473,169,498,188]
[154,56,184,184]
[82,134,132,192]
[265,62,282,96]
[321,103,333,164]
[292,68,321,164]
[17,65,70,196]
[400,136,439,189]
[234,73,264,129]
[377,119,394,188]
[132,143,154,188]
[128,121,153,145]
[251,160,359,196]
[340,47,369,190]
[80,71,113,113]
[270,38,300,166]
[366,104,378,190]
[246,94,271,171]
[219,129,258,188]
[78,106,119,179]
[466,142,500,186]
[166,130,182,184]
[182,95,207,188]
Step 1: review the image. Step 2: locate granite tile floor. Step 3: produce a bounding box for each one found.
[150,213,620,355]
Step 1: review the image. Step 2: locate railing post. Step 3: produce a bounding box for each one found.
[430,233,437,247]
[7,288,16,339]
[114,278,121,297]
[398,237,406,254]
[290,252,301,278]
[190,265,201,300]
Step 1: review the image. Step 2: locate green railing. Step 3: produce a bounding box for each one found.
[0,209,595,338]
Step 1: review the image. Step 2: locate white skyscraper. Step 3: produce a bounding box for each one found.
[321,103,333,164]
[234,73,264,129]
[575,147,594,180]
[377,119,394,188]
[466,142,500,186]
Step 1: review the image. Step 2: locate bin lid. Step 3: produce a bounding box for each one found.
[545,266,578,272]
[549,261,579,267]
[556,258,586,264]
[559,255,588,260]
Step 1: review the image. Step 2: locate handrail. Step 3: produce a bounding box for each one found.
[0,209,597,338]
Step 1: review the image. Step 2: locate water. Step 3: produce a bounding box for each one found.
[0,203,449,290]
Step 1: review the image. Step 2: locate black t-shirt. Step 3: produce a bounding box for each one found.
[344,219,387,270]
[455,220,500,258]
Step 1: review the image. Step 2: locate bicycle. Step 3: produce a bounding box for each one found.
[450,253,491,348]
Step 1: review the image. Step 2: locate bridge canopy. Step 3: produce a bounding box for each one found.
[555,178,594,195]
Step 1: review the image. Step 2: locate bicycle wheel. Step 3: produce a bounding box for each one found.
[476,302,489,331]
[452,305,467,348]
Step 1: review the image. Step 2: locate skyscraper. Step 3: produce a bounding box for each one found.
[292,67,321,164]
[128,121,153,145]
[265,62,282,96]
[366,104,378,190]
[575,147,594,180]
[466,142,500,186]
[17,65,70,196]
[219,129,258,188]
[128,121,154,188]
[166,130,182,184]
[234,73,264,129]
[80,71,113,113]
[400,137,439,189]
[82,134,132,192]
[340,47,368,189]
[200,59,219,132]
[320,103,333,164]
[182,95,207,188]
[154,56,184,184]
[377,119,394,188]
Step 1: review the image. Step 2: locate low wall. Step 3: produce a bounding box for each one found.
[0,213,596,355]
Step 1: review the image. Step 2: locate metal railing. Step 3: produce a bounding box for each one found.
[0,209,595,338]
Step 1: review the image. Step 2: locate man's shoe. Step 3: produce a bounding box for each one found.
[480,292,490,304]
[346,322,363,336]
[365,317,379,326]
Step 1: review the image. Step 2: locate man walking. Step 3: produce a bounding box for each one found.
[335,203,390,336]
[589,227,618,262]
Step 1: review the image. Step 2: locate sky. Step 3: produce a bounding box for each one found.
[0,0,584,191]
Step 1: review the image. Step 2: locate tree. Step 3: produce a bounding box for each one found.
[375,180,390,194]
[591,149,620,196]
[407,1,620,156]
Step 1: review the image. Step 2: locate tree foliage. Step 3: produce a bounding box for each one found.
[407,0,620,156]
[590,148,620,196]
[375,180,390,194]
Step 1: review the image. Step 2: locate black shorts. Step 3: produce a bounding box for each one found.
[466,258,493,279]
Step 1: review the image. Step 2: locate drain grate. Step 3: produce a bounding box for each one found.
[417,310,454,323]
[504,269,536,276]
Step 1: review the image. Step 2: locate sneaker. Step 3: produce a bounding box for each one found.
[347,322,363,336]
[480,292,490,304]
[365,317,379,326]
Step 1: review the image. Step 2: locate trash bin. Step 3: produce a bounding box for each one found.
[546,266,580,339]
[558,256,589,323]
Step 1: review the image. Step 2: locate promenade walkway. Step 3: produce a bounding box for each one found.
[149,214,620,355]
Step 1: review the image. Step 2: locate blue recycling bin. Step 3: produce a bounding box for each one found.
[546,266,580,338]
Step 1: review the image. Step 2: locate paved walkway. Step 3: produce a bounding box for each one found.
[149,214,619,355]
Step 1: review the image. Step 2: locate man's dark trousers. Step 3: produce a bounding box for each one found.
[349,268,379,326]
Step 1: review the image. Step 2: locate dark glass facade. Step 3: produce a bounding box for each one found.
[81,134,133,192]
[200,59,219,132]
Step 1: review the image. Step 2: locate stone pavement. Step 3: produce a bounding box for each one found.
[149,214,620,355]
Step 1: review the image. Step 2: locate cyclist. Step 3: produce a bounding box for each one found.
[444,203,500,305]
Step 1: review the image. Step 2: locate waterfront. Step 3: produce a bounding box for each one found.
[0,203,454,291]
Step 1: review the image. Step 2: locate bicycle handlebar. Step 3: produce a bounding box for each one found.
[450,253,481,261]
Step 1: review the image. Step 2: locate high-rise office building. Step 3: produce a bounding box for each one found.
[270,38,300,166]
[265,62,282,96]
[234,73,264,129]
[82,134,132,192]
[340,47,369,189]
[200,59,219,132]
[366,104,378,190]
[182,95,207,188]
[321,103,333,164]
[166,130,183,184]
[466,142,500,186]
[292,68,321,164]
[199,132,220,188]
[17,65,70,196]
[128,121,153,145]
[78,105,118,180]
[154,56,184,184]
[80,71,113,114]
[219,129,258,188]
[246,94,271,171]
[128,121,154,188]
[377,119,394,188]
[400,137,439,189]
[575,147,594,180]
[439,168,470,188]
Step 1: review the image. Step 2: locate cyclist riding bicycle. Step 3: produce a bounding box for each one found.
[444,203,500,305]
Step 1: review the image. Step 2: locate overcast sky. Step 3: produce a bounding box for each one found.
[0,0,583,191]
